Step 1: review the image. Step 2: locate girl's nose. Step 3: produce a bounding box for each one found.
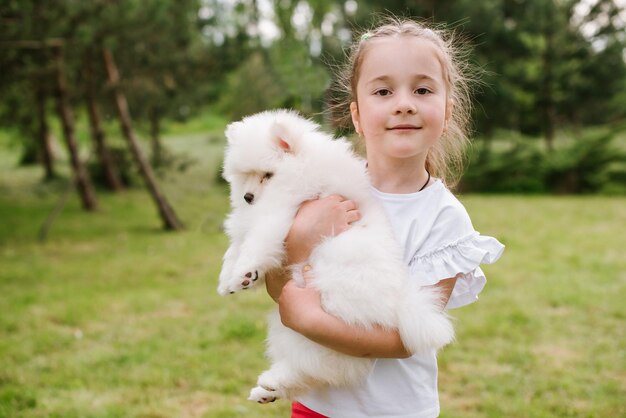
[393,91,417,114]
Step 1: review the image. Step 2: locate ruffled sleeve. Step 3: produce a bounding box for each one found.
[408,232,505,309]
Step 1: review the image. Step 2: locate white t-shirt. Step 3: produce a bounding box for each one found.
[297,179,505,418]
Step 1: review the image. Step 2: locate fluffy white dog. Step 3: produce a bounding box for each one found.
[218,109,454,403]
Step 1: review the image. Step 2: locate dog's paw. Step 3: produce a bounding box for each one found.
[239,269,260,288]
[231,267,263,291]
[217,269,263,295]
[248,385,277,404]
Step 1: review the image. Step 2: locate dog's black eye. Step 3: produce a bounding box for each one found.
[244,193,254,204]
[260,172,274,183]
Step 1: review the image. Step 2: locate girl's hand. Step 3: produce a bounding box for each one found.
[286,195,360,264]
[267,196,359,306]
[277,267,322,333]
[265,268,290,303]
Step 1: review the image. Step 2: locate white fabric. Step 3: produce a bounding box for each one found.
[297,179,504,417]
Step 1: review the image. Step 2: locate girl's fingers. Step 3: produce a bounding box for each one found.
[333,197,360,226]
[347,209,361,224]
[339,199,357,211]
[302,264,314,286]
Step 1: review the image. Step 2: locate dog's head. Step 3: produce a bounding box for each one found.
[222,109,319,207]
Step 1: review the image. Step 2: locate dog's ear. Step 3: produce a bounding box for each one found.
[277,136,291,152]
[271,120,297,154]
[225,121,243,144]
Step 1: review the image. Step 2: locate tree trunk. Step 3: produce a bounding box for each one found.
[52,47,98,211]
[149,108,163,166]
[102,47,183,230]
[83,52,124,191]
[35,80,55,180]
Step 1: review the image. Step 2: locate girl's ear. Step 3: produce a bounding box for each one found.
[445,99,454,128]
[350,102,362,136]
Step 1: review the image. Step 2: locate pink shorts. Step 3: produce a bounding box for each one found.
[291,401,328,418]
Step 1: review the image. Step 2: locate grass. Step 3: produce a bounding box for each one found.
[0,122,625,417]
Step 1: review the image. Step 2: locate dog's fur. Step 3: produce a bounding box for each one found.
[218,109,454,403]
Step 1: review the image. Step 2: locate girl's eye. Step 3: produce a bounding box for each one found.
[375,89,392,97]
[260,172,273,183]
[416,87,432,95]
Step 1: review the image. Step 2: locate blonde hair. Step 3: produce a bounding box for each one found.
[329,17,475,188]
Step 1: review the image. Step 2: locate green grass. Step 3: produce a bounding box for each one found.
[0,125,625,417]
[441,195,626,417]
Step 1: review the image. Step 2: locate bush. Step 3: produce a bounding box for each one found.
[543,128,626,194]
[461,128,626,194]
[461,138,547,193]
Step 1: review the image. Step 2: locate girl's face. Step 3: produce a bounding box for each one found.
[350,36,452,165]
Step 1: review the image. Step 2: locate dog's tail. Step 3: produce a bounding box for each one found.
[396,282,455,354]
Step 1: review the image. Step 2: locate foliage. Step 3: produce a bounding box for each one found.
[544,128,626,194]
[267,38,330,114]
[216,52,289,120]
[216,37,330,120]
[461,127,626,194]
[462,136,547,193]
[0,0,626,190]
[97,0,208,122]
[1,132,625,417]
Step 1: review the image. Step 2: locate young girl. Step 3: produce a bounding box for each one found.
[266,18,504,418]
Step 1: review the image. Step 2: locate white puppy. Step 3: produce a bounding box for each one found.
[218,109,454,403]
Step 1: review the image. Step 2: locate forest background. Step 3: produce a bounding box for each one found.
[2,0,626,199]
[1,1,625,417]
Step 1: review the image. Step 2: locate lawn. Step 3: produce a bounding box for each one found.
[0,125,624,417]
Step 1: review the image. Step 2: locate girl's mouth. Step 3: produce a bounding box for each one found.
[388,125,421,130]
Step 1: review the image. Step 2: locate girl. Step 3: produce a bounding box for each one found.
[266,18,504,418]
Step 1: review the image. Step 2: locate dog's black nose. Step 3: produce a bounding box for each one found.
[244,193,254,204]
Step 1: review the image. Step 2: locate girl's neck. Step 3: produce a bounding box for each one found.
[367,157,430,194]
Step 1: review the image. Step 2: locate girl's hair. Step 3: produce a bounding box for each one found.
[329,17,475,188]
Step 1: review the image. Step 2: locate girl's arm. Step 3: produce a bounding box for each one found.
[266,196,456,358]
[278,274,456,358]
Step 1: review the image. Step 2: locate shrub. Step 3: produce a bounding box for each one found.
[461,127,626,194]
[543,128,626,194]
[461,138,546,193]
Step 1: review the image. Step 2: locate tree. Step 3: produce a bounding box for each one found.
[96,0,204,162]
[83,47,124,191]
[0,0,201,223]
[52,44,99,210]
[103,47,184,230]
